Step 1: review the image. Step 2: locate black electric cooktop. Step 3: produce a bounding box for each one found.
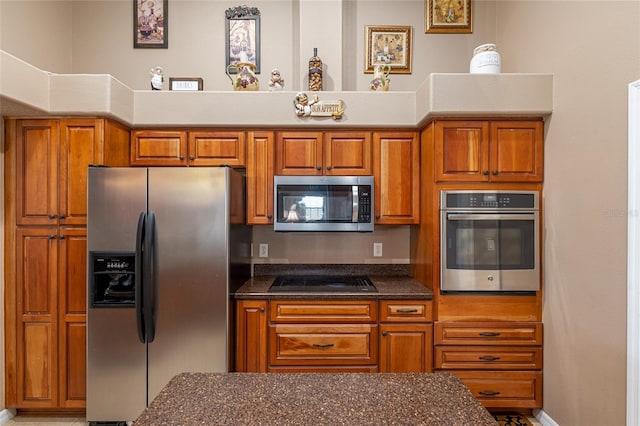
[268,275,378,293]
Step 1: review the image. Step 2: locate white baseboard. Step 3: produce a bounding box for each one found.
[534,409,559,426]
[0,409,15,425]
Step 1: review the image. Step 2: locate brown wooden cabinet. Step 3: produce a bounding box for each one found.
[131,130,246,167]
[432,120,543,182]
[434,321,543,409]
[275,131,372,176]
[235,300,268,372]
[373,131,419,224]
[246,131,275,224]
[378,300,433,373]
[4,117,130,410]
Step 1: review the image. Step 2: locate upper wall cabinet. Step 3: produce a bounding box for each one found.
[12,118,130,226]
[275,131,372,176]
[131,130,246,167]
[432,120,544,183]
[373,131,419,225]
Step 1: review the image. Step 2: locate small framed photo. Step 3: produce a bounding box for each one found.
[169,78,204,91]
[425,0,472,34]
[365,25,412,74]
[225,5,261,74]
[134,0,168,48]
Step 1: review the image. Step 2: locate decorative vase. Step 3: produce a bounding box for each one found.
[469,44,501,74]
[369,64,391,91]
[226,62,259,91]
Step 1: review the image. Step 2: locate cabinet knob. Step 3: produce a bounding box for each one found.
[492,170,499,175]
[59,215,65,219]
[316,166,322,170]
[58,235,65,240]
[375,215,381,220]
[382,331,387,337]
[179,156,185,160]
[326,165,332,170]
[482,170,489,176]
[48,235,56,240]
[260,307,265,313]
[48,214,57,219]
[189,156,195,160]
[267,214,273,220]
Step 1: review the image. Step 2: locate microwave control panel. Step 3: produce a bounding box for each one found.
[358,186,372,222]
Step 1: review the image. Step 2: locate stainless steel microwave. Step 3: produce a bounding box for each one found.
[274,175,374,232]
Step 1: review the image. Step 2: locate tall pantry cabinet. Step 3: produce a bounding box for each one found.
[4,118,130,409]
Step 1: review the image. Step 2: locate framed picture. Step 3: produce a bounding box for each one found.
[365,25,412,74]
[169,78,204,91]
[225,6,261,74]
[425,0,472,34]
[134,0,168,48]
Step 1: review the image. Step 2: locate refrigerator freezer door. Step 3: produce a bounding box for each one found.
[87,167,148,422]
[146,167,231,402]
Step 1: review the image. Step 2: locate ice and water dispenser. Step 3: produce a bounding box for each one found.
[90,252,136,307]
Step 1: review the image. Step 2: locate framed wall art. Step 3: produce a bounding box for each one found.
[425,0,472,34]
[365,25,412,74]
[225,5,261,74]
[134,0,168,48]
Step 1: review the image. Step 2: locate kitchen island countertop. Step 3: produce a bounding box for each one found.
[133,371,496,426]
[234,275,433,300]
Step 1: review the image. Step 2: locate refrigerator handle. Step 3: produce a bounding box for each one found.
[135,211,146,343]
[144,211,157,343]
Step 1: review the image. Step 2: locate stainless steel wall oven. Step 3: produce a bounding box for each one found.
[440,190,540,293]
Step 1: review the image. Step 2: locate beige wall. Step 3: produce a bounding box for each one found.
[1,1,639,425]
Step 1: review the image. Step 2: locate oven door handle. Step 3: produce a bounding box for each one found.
[446,213,536,221]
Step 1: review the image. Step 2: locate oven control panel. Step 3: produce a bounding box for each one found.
[441,191,538,210]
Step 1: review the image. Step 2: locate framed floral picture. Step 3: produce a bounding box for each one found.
[225,5,261,74]
[365,25,412,74]
[134,0,168,48]
[425,0,472,34]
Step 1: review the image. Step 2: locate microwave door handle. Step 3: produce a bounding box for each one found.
[447,213,536,221]
[352,186,359,222]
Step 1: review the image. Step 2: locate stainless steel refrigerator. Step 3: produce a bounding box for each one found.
[86,166,251,423]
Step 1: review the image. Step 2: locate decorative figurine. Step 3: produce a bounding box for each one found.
[369,64,391,91]
[308,48,323,91]
[149,66,164,90]
[268,68,285,91]
[293,92,319,117]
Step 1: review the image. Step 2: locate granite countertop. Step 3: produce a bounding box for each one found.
[234,275,433,300]
[133,372,496,426]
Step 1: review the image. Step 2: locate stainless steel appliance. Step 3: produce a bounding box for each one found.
[86,167,251,423]
[268,275,377,293]
[440,190,539,293]
[274,175,373,232]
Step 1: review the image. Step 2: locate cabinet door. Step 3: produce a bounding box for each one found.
[373,132,419,224]
[59,119,104,226]
[246,131,274,224]
[489,121,543,182]
[379,323,433,373]
[58,228,87,407]
[235,300,268,372]
[323,132,372,175]
[434,121,490,182]
[188,131,246,167]
[275,132,323,175]
[130,130,188,166]
[16,228,59,408]
[15,120,60,226]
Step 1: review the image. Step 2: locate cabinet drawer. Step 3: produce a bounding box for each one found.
[435,322,542,346]
[434,346,542,370]
[380,300,432,322]
[270,301,377,323]
[269,324,377,365]
[453,371,542,408]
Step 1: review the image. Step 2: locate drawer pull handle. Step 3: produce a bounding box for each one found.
[312,343,335,349]
[479,332,500,337]
[479,356,500,362]
[479,391,501,396]
[396,308,418,313]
